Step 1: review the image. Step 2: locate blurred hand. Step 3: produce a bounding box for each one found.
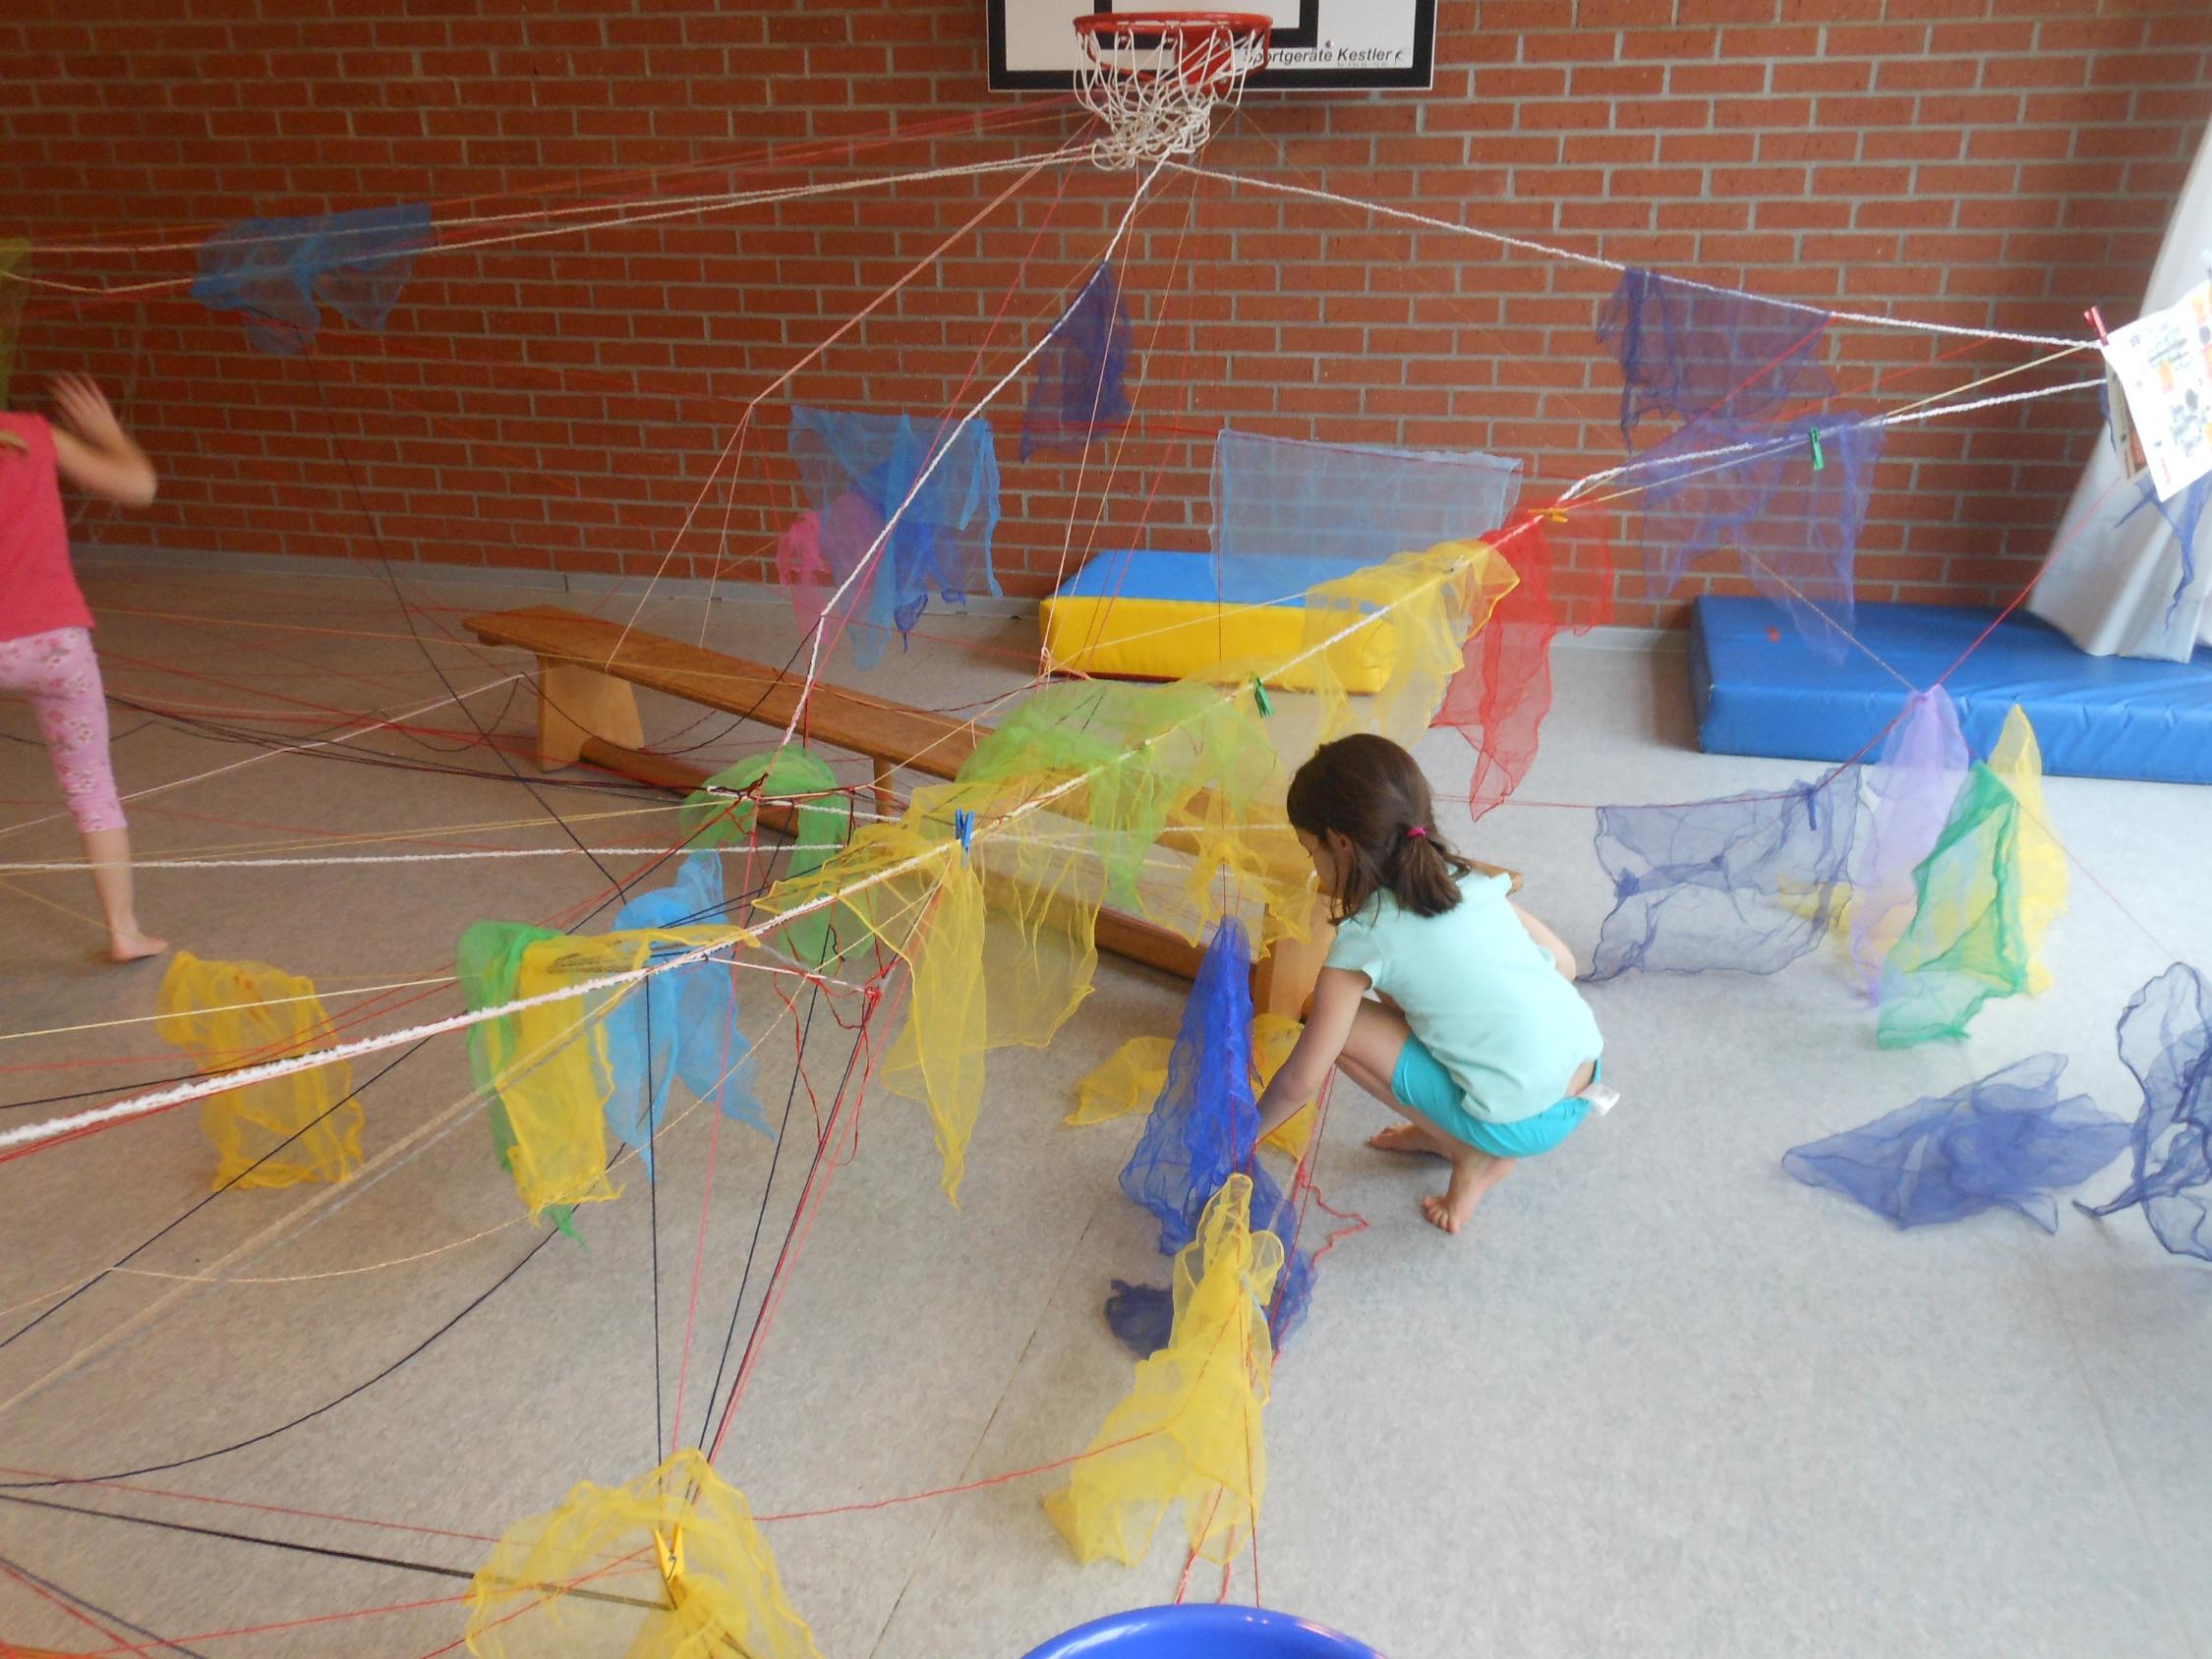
[51,373,126,448]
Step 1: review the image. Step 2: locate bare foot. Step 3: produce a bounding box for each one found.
[1368,1122,1455,1160]
[109,932,167,963]
[1421,1152,1513,1235]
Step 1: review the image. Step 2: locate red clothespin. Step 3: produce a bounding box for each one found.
[2085,306,2110,346]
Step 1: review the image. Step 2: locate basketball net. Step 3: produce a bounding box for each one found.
[1074,13,1271,170]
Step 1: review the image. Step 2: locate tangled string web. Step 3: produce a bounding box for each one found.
[1211,427,1522,568]
[680,746,851,970]
[1586,769,1862,981]
[1597,266,1835,440]
[951,674,1284,918]
[466,1448,821,1658]
[1046,1173,1280,1568]
[192,203,435,355]
[1783,1055,2126,1232]
[1021,260,1133,459]
[759,819,988,1202]
[1629,414,1885,659]
[456,872,757,1229]
[1117,919,1314,1352]
[782,408,1001,670]
[2076,963,2212,1262]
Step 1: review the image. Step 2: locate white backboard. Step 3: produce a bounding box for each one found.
[988,1,1437,91]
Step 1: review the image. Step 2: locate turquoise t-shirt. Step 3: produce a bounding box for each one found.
[1324,872,1602,1124]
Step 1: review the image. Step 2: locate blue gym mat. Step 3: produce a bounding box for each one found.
[1053,548,1366,605]
[1691,596,2212,784]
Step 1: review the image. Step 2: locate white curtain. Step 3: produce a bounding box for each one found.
[2029,120,2212,661]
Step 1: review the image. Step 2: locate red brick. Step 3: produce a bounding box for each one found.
[0,0,2190,619]
[1874,56,1977,90]
[1714,24,1823,56]
[1612,97,1715,129]
[1568,63,1666,96]
[2018,87,2133,124]
[1853,198,1957,230]
[2144,14,2212,48]
[1774,61,1873,93]
[1826,23,1931,54]
[1659,131,1757,163]
[1563,132,1659,163]
[1816,93,1917,125]
[2071,125,2186,161]
[1758,130,1858,162]
[1668,63,1769,95]
[1882,0,1990,17]
[1678,0,1781,23]
[1473,66,1568,97]
[1609,166,1708,197]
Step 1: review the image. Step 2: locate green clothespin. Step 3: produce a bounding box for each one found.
[1808,429,1825,472]
[1252,675,1273,717]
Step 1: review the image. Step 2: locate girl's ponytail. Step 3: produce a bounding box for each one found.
[1385,819,1466,918]
[1286,734,1473,922]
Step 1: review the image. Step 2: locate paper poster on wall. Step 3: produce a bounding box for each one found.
[2102,278,2212,501]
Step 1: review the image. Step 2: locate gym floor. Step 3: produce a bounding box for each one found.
[1,561,2207,1657]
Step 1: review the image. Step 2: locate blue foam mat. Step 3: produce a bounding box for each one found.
[1054,548,1366,607]
[1692,597,2212,784]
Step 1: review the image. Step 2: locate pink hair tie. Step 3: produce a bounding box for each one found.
[1406,826,1426,839]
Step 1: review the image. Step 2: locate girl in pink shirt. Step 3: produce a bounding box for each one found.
[1,374,164,961]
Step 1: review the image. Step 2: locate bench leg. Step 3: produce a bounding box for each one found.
[536,659,645,772]
[1252,896,1335,1021]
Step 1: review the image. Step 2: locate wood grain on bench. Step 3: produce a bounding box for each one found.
[464,603,1517,1012]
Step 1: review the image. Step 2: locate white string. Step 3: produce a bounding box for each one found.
[0,518,1512,1156]
[1173,162,2098,352]
[600,154,1068,667]
[1562,376,2104,503]
[780,151,1174,749]
[0,845,837,873]
[0,673,524,843]
[7,152,1087,299]
[25,113,1082,257]
[0,333,2116,1156]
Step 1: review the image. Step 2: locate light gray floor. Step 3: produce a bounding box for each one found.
[1,566,2207,1658]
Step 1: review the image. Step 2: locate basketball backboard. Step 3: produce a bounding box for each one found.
[987,1,1436,91]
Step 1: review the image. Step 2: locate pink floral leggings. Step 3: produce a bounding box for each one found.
[0,626,125,833]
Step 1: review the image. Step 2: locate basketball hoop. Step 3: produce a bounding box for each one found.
[1073,12,1272,170]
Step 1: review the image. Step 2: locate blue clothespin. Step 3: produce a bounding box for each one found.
[1808,429,1824,472]
[953,809,974,860]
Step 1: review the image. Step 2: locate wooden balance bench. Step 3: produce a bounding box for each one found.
[464,603,1514,1016]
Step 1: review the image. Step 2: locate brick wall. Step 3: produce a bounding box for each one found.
[2,0,2207,628]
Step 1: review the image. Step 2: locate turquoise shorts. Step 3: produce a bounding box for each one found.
[1390,1038,1598,1160]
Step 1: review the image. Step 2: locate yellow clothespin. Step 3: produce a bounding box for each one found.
[653,1523,689,1610]
[1541,505,1570,525]
[0,430,28,455]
